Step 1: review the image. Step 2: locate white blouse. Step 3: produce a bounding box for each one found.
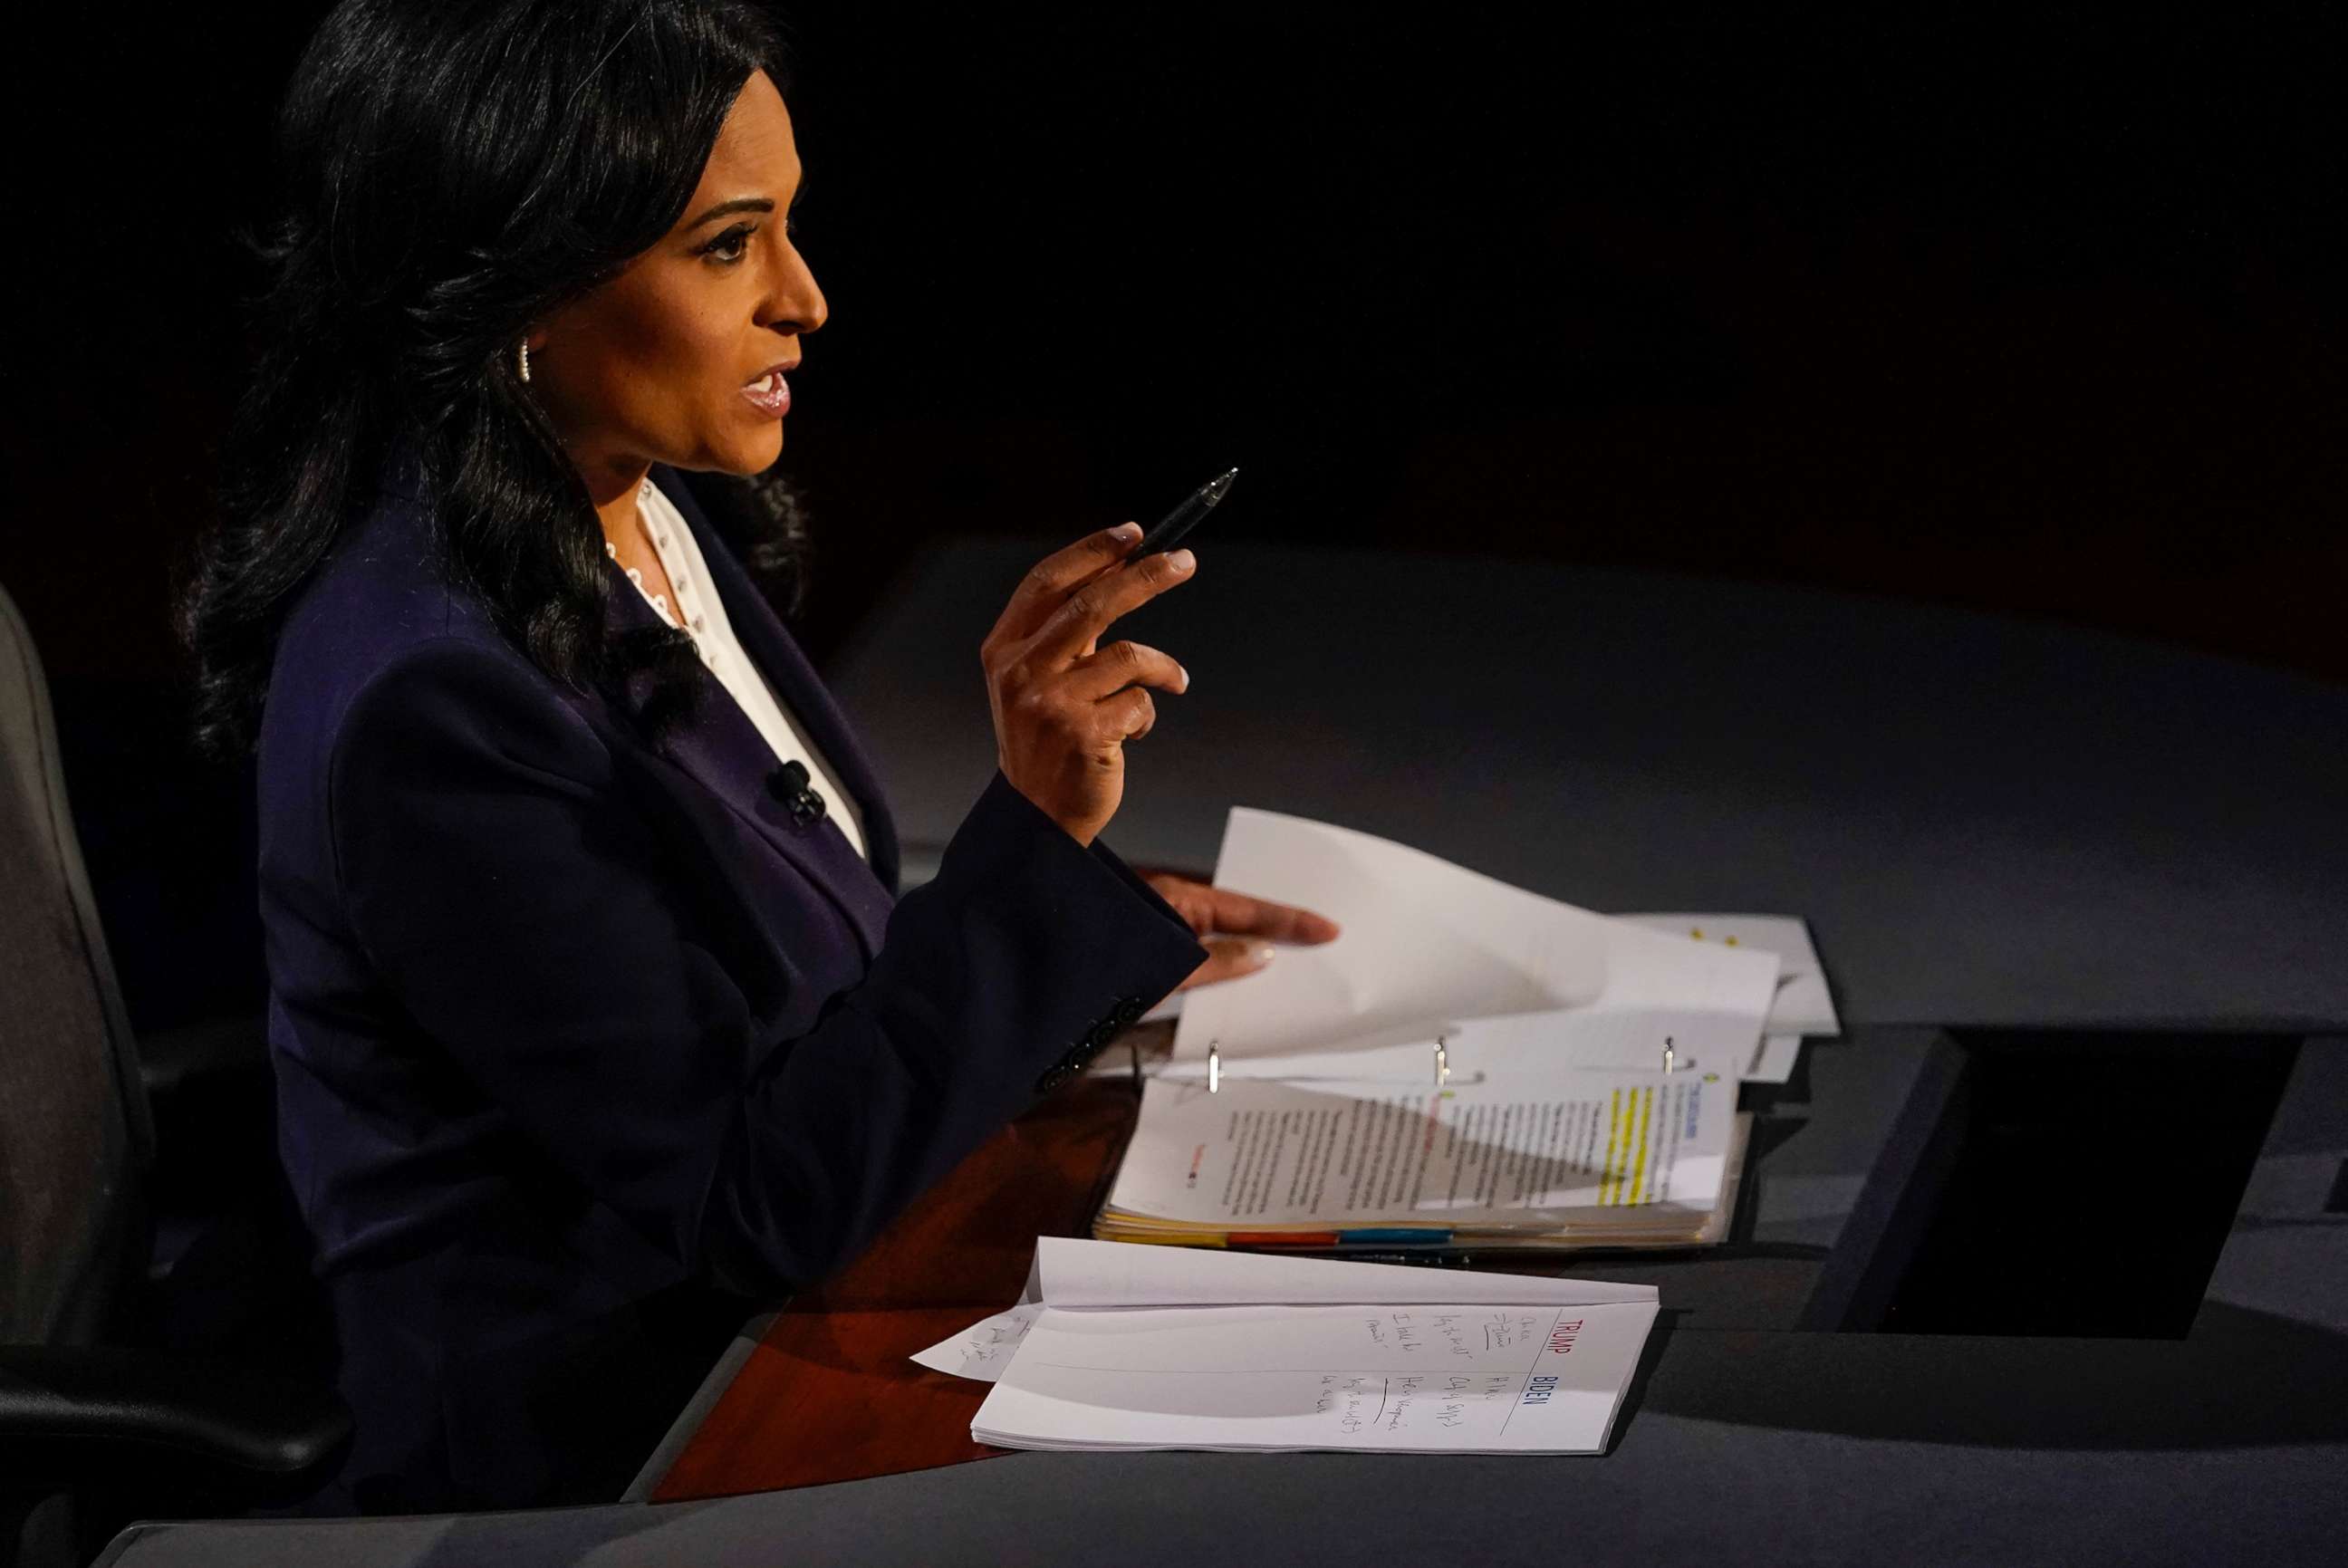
[607,476,870,863]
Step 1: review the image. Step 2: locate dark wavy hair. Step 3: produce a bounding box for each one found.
[178,0,813,759]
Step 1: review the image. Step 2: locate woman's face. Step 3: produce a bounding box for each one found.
[528,69,822,495]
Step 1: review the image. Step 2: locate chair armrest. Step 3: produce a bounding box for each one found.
[0,1344,351,1500]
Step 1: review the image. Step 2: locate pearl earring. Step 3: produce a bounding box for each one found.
[517,340,532,383]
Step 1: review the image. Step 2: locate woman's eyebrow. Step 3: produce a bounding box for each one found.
[682,174,804,230]
[686,197,775,229]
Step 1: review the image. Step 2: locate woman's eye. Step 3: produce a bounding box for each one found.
[706,224,755,265]
[705,219,798,266]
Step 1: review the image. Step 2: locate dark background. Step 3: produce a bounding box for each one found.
[7,4,2344,1039]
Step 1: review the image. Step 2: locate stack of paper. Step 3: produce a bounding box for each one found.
[914,1238,1660,1456]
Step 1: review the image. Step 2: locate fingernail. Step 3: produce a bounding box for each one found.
[1249,942,1275,965]
[1169,548,1196,571]
[1112,523,1140,541]
[1178,663,1190,689]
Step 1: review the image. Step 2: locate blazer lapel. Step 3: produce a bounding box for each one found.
[647,467,904,895]
[597,482,896,961]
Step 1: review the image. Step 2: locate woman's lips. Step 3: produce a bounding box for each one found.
[740,370,790,417]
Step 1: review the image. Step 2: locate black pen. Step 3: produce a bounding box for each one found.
[1129,467,1239,560]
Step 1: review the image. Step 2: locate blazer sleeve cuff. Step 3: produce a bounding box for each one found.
[925,771,1208,1088]
[1086,834,1195,933]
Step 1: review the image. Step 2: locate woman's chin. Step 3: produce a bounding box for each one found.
[715,422,784,475]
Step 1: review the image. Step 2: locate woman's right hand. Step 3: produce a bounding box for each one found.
[980,523,1198,848]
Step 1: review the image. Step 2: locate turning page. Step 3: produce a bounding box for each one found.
[1169,808,1780,1064]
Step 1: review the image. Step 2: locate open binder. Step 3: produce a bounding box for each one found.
[1081,807,1826,1254]
[1093,1032,1752,1254]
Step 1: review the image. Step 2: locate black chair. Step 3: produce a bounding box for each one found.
[0,581,350,1568]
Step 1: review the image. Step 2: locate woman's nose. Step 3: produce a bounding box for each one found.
[768,238,826,336]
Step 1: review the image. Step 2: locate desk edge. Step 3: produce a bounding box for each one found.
[622,1309,781,1504]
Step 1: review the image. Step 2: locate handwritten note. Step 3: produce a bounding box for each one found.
[909,1305,1041,1384]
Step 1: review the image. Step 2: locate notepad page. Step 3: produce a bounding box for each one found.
[972,1298,1659,1454]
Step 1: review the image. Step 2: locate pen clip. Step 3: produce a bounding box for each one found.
[1435,1033,1450,1089]
[1208,1039,1221,1095]
[1661,1035,1676,1074]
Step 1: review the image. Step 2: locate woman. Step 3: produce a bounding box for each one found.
[180,0,1338,1514]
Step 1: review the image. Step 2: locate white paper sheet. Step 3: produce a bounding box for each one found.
[1617,912,1841,1037]
[1169,810,1781,1066]
[1169,809,1610,1060]
[1141,909,1833,1041]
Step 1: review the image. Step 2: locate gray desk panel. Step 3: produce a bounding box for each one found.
[2199,1037,2348,1338]
[104,1328,2348,1567]
[1741,1030,1940,1250]
[828,539,2348,1030]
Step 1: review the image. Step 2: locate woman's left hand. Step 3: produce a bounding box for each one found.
[1138,871,1342,991]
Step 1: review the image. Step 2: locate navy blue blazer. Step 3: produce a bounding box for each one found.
[255,456,1208,1512]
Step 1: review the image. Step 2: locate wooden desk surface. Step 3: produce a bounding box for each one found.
[648,1073,1143,1502]
[643,1023,1710,1504]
